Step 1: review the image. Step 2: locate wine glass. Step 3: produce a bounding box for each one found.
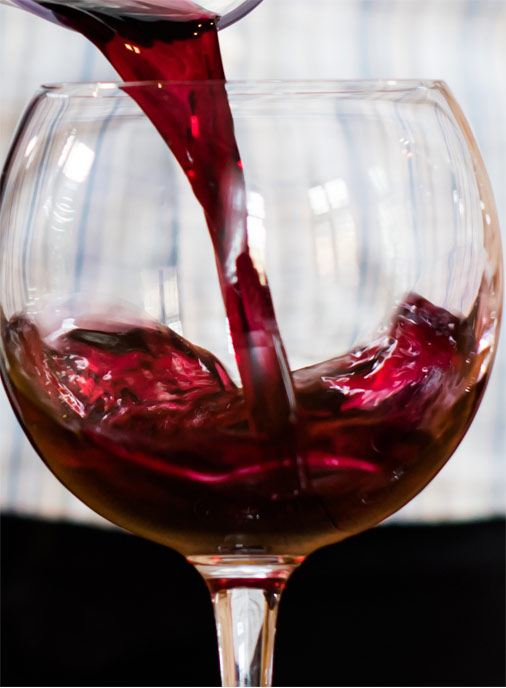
[0,79,502,687]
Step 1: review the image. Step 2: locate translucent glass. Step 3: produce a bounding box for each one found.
[0,80,502,686]
[0,0,263,29]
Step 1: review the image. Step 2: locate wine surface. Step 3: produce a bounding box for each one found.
[3,295,485,555]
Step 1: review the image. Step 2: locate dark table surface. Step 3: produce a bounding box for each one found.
[1,515,505,687]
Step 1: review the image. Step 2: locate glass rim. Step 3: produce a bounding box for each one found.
[40,78,448,98]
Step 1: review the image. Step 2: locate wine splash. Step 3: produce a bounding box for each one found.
[2,295,485,555]
[37,0,296,439]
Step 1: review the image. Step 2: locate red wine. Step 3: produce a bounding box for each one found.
[2,295,486,555]
[35,0,295,440]
[1,0,298,552]
[0,1,488,555]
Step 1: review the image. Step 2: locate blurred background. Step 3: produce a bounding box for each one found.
[1,0,504,686]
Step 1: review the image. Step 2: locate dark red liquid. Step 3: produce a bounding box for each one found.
[0,1,488,555]
[2,295,485,555]
[36,0,295,439]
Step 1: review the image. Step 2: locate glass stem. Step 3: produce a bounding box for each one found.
[190,555,303,687]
